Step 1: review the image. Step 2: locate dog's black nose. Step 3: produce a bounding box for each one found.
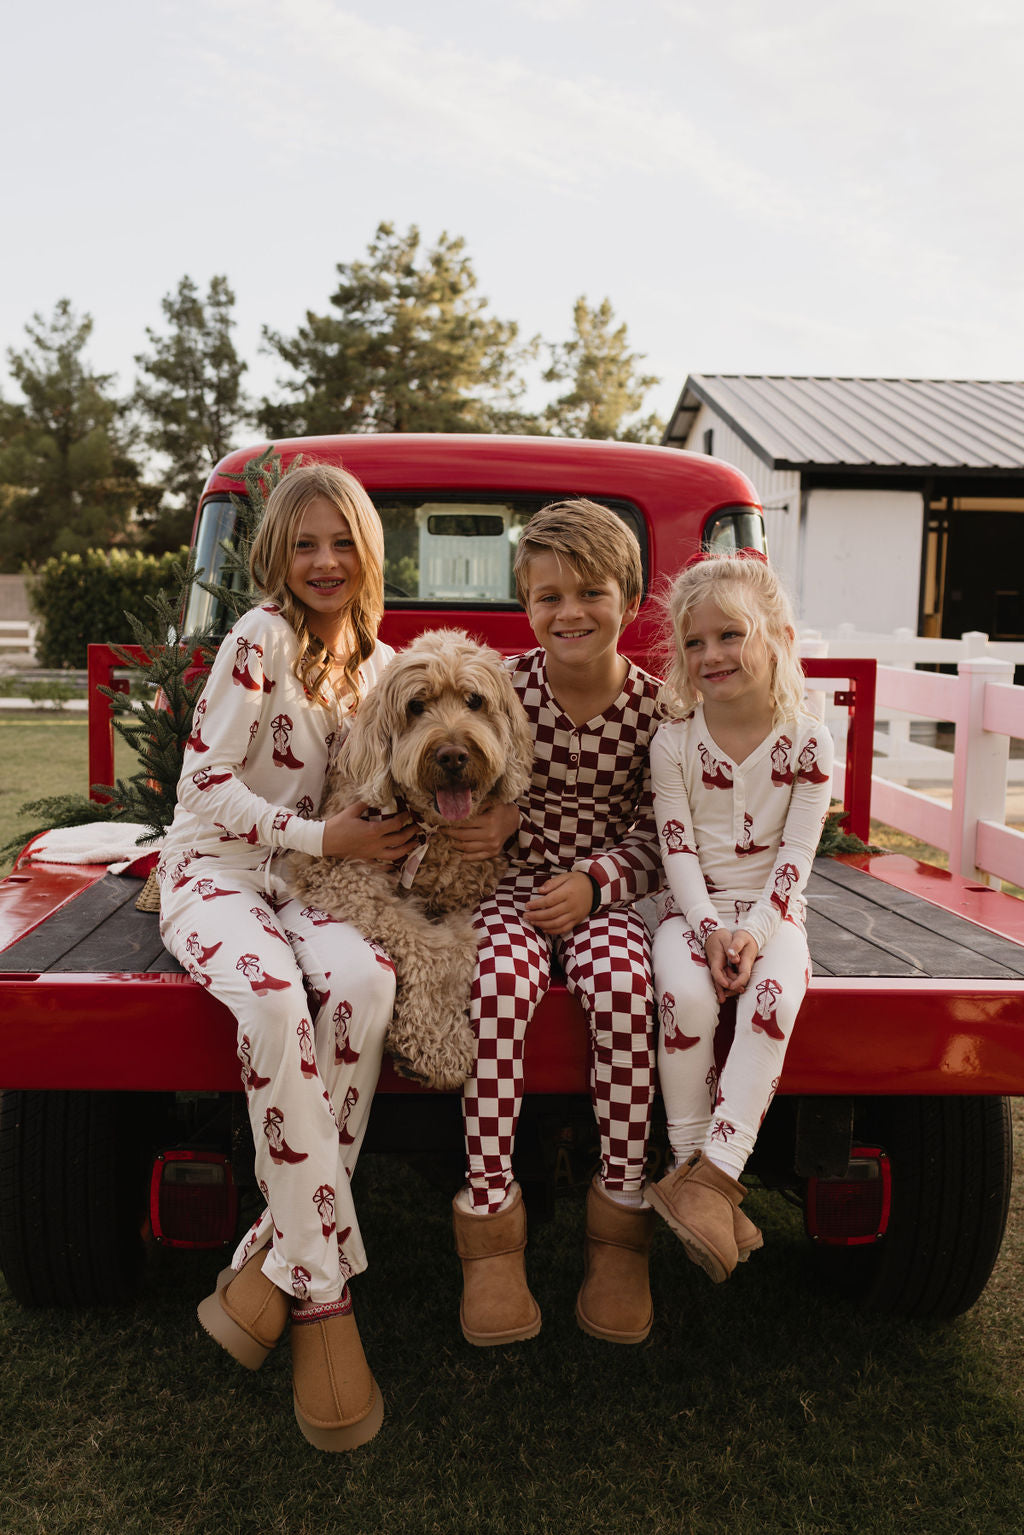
[436,744,469,775]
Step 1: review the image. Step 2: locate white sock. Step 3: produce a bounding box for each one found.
[455,1182,518,1215]
[600,1184,646,1210]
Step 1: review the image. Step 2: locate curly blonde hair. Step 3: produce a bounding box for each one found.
[249,462,385,708]
[659,553,805,728]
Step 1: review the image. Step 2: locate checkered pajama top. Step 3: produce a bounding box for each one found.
[506,648,664,908]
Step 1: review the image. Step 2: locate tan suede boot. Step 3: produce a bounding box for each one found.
[452,1185,542,1346]
[643,1151,746,1283]
[576,1177,654,1344]
[197,1241,290,1369]
[291,1292,384,1452]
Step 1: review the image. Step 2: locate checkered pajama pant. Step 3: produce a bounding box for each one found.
[462,869,655,1212]
[652,908,810,1179]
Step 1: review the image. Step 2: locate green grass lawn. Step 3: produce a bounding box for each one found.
[0,715,135,878]
[2,1124,1024,1535]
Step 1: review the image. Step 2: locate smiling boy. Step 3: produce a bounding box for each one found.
[449,498,663,1348]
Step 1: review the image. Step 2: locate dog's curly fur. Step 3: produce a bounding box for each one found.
[290,630,533,1089]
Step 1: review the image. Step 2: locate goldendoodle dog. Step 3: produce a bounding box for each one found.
[290,629,533,1090]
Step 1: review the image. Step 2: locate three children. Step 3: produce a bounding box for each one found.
[171,469,829,1449]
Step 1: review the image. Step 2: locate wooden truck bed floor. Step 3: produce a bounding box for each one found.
[3,856,1024,1097]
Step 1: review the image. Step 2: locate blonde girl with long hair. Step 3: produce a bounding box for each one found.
[644,551,833,1283]
[158,462,418,1451]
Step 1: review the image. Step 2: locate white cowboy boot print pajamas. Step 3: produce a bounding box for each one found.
[158,604,395,1302]
[650,707,833,1177]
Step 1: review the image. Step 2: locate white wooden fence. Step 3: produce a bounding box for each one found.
[0,620,36,656]
[802,627,1024,890]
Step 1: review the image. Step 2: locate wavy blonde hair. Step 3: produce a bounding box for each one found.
[249,462,385,708]
[658,553,805,728]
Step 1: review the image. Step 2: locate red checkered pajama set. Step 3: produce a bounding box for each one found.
[650,707,834,1178]
[157,604,396,1304]
[462,647,664,1213]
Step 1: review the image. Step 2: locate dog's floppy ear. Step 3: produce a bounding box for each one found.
[490,665,534,804]
[340,683,398,806]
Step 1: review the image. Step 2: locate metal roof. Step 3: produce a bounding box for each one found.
[664,375,1024,473]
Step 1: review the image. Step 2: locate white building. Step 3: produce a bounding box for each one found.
[664,376,1024,642]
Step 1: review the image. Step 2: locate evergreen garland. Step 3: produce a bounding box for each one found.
[816,806,874,858]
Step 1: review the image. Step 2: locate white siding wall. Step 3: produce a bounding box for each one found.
[685,403,803,606]
[682,406,926,630]
[801,488,924,633]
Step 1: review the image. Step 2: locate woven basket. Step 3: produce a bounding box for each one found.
[135,868,161,913]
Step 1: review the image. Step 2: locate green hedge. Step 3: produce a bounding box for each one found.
[28,547,191,669]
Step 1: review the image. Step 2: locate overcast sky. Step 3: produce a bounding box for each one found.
[5,0,1023,430]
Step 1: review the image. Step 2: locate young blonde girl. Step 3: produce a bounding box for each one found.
[644,551,833,1282]
[157,462,418,1451]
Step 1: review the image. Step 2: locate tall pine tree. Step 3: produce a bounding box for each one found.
[541,297,663,443]
[134,275,250,541]
[0,300,141,570]
[260,222,537,437]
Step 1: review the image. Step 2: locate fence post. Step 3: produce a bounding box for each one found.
[950,656,1013,883]
[961,630,989,658]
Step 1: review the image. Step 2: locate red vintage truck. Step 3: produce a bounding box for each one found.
[2,433,1022,1320]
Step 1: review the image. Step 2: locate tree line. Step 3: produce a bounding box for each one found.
[0,221,665,572]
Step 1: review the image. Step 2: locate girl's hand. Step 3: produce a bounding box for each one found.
[525,871,593,936]
[446,802,520,862]
[703,928,736,1003]
[726,929,758,994]
[322,801,419,863]
[704,927,758,1003]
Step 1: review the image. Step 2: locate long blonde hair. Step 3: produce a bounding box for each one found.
[249,462,385,707]
[659,553,805,728]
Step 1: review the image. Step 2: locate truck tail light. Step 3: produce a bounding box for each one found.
[149,1149,238,1249]
[805,1146,891,1246]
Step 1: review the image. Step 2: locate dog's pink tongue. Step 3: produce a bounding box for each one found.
[437,786,474,821]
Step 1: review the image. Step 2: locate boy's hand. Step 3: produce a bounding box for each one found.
[525,871,593,936]
[704,927,758,1003]
[446,802,520,862]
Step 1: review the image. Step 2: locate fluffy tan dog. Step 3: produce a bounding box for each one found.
[290,630,533,1090]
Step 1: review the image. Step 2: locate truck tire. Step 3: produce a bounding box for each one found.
[0,1090,149,1307]
[810,1095,1012,1319]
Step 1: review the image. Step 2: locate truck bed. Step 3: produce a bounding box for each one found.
[3,854,1024,1097]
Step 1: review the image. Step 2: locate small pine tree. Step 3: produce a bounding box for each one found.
[90,557,217,842]
[196,444,283,628]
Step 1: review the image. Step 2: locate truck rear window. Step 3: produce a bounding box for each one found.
[183,492,648,637]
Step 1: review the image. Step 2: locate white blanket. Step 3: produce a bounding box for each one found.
[27,822,161,874]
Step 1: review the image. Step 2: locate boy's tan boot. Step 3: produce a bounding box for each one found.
[291,1292,384,1452]
[643,1151,745,1283]
[576,1176,654,1344]
[197,1241,290,1369]
[452,1184,542,1346]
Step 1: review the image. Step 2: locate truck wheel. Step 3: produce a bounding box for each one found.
[809,1095,1012,1319]
[0,1090,150,1307]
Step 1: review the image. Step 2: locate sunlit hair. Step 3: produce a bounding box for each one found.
[658,553,805,728]
[513,498,643,612]
[249,462,385,708]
